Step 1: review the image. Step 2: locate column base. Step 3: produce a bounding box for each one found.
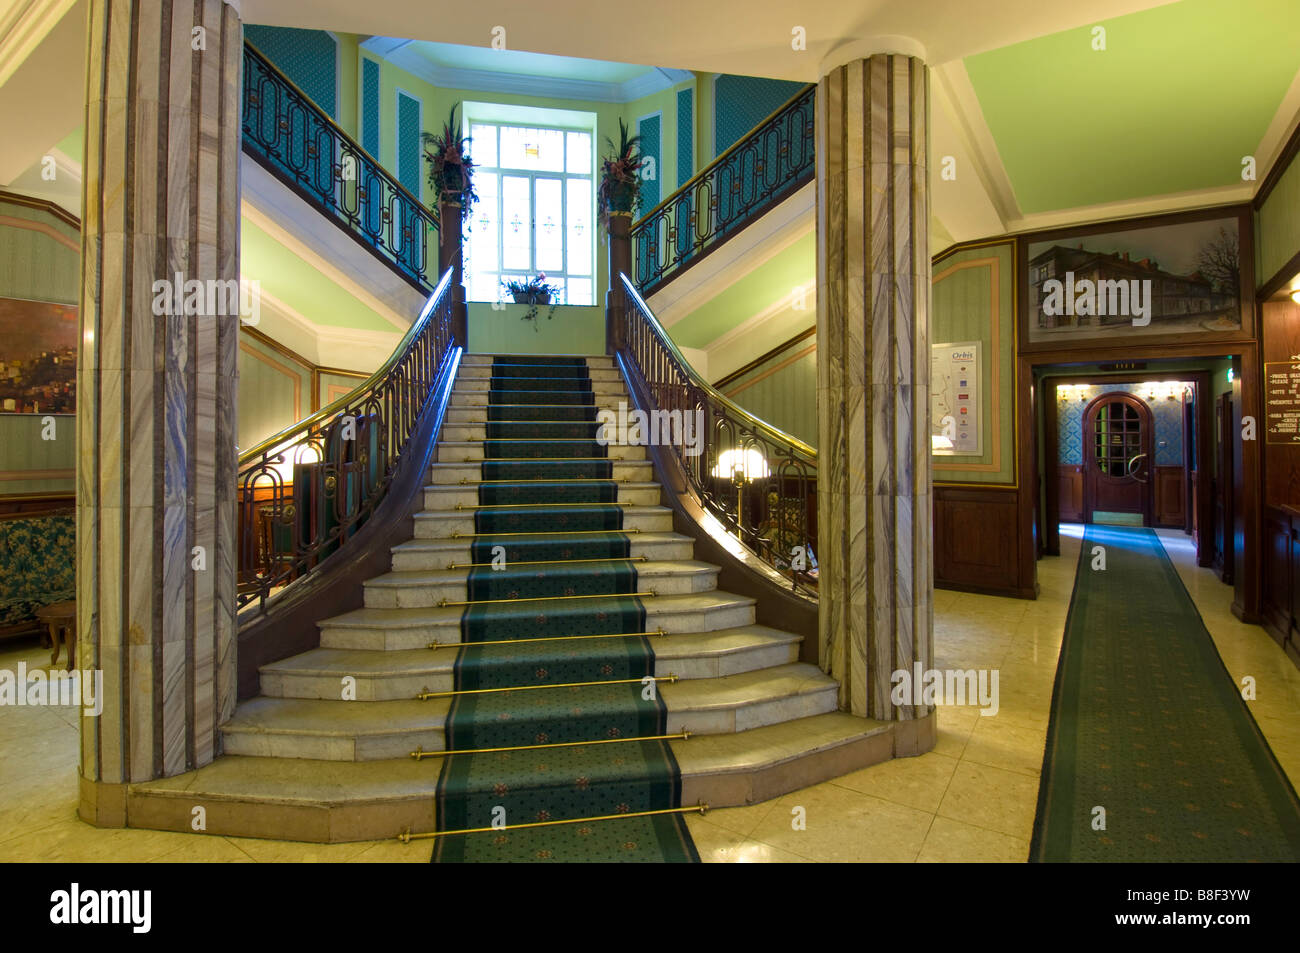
[78,772,128,828]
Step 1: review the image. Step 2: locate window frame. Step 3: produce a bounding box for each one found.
[464,117,597,306]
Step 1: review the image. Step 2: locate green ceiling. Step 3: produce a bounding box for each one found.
[239,216,398,332]
[965,0,1300,214]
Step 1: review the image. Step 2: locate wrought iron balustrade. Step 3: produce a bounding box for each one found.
[236,270,456,613]
[241,42,438,293]
[614,274,817,594]
[630,84,815,297]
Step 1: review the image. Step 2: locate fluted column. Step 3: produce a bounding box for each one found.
[78,0,241,820]
[816,54,933,724]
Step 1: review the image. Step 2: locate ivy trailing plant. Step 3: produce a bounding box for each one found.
[598,118,644,234]
[421,103,479,227]
[502,274,562,330]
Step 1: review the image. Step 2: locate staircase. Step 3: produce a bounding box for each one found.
[128,353,892,846]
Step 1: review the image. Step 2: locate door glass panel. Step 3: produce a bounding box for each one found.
[566,131,592,174]
[534,177,564,272]
[1094,400,1141,477]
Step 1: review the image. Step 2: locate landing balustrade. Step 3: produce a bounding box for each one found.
[630,83,815,297]
[242,42,439,294]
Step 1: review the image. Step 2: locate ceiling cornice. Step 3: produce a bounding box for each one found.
[366,37,690,105]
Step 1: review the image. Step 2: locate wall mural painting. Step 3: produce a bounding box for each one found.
[1025,215,1244,348]
[0,298,77,414]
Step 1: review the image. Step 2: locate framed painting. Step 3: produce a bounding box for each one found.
[1018,205,1253,353]
[0,297,77,414]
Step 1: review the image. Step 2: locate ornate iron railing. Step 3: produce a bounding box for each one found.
[615,274,817,595]
[631,84,815,297]
[235,270,456,613]
[241,42,439,293]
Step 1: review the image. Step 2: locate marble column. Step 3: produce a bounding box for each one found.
[816,54,933,723]
[78,0,241,820]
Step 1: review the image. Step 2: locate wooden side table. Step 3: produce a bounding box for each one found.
[36,601,77,672]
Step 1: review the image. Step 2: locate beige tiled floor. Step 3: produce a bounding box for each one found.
[1,525,1294,863]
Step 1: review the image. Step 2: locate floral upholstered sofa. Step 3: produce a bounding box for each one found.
[0,512,75,638]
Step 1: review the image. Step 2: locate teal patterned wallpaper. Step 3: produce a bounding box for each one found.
[362,57,380,157]
[713,75,806,154]
[638,113,661,210]
[245,25,338,119]
[676,88,693,190]
[397,91,422,197]
[1057,382,1190,466]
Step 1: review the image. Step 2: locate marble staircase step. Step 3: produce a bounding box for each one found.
[318,590,758,651]
[258,625,802,701]
[361,559,721,609]
[458,364,622,383]
[435,440,647,463]
[411,502,671,537]
[222,663,835,762]
[426,460,654,484]
[389,530,695,571]
[422,481,662,509]
[123,711,898,843]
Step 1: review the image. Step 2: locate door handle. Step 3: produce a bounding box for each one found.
[1127,452,1148,483]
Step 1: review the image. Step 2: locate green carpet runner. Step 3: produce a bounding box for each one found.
[432,356,698,863]
[1031,525,1300,861]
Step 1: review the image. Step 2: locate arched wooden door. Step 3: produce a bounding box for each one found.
[1083,392,1153,525]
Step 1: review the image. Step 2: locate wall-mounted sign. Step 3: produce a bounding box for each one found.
[1265,360,1300,445]
[931,342,981,455]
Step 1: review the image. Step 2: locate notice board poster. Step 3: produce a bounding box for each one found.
[931,342,981,455]
[1265,360,1300,445]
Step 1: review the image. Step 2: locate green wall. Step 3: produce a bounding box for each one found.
[468,303,605,355]
[0,197,79,304]
[0,414,74,495]
[1258,146,1300,287]
[717,342,817,448]
[932,241,1016,485]
[237,332,311,452]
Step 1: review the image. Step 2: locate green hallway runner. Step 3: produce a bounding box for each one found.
[432,357,698,863]
[1031,525,1300,861]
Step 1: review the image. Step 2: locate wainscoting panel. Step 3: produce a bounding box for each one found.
[934,485,1034,598]
[1154,465,1186,527]
[1058,464,1083,522]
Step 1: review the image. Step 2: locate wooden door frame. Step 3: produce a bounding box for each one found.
[1082,391,1154,525]
[1040,367,1213,560]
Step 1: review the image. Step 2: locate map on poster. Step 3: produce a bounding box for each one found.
[931,342,980,455]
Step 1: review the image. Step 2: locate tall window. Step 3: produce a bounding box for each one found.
[464,121,595,306]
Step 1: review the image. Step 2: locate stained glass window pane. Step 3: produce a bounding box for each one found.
[566,132,591,174]
[469,124,497,168]
[566,178,592,276]
[567,278,592,306]
[499,126,565,172]
[502,175,531,271]
[534,178,563,273]
[465,172,499,273]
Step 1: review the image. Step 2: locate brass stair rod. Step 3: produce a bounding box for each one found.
[438,590,655,607]
[426,629,666,649]
[416,674,677,700]
[462,478,627,484]
[398,803,709,843]
[410,731,690,760]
